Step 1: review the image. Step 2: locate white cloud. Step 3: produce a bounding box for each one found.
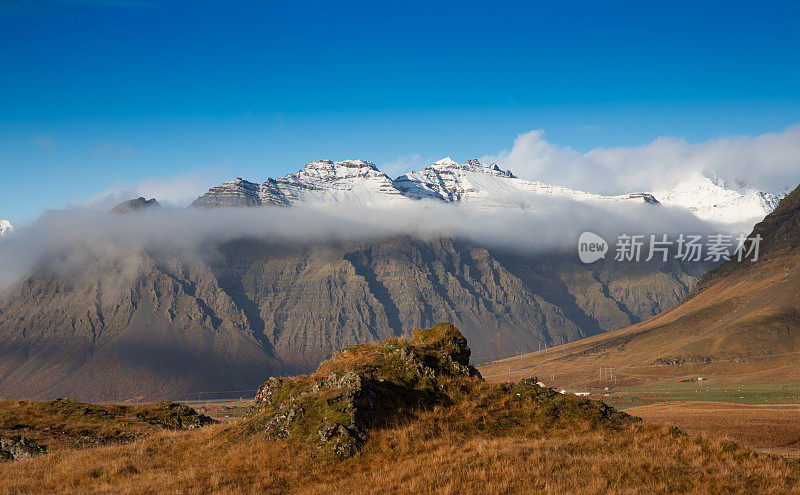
[0,199,714,292]
[380,154,430,178]
[484,125,800,195]
[85,167,230,209]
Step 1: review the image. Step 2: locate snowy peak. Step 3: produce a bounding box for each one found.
[296,159,382,179]
[653,173,783,225]
[0,220,12,236]
[277,159,390,190]
[428,157,516,178]
[193,157,661,212]
[191,178,262,208]
[261,158,403,207]
[396,158,655,209]
[395,158,520,202]
[192,159,404,208]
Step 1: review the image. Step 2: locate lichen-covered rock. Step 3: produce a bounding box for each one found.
[134,402,216,429]
[412,322,472,366]
[245,323,639,460]
[250,369,379,457]
[0,436,47,461]
[247,323,481,459]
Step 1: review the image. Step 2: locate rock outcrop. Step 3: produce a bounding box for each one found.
[0,435,46,461]
[133,401,216,429]
[246,323,629,459]
[247,323,483,458]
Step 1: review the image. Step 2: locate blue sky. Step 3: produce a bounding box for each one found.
[1,0,799,222]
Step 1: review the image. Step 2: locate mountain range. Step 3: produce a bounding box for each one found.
[0,158,786,401]
[0,221,12,236]
[191,158,781,225]
[191,158,659,210]
[0,233,711,401]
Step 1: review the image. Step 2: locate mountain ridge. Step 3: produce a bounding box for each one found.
[190,157,780,225]
[191,158,660,211]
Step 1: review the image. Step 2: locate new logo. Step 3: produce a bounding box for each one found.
[578,232,608,263]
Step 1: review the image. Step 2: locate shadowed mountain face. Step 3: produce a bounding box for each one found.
[0,236,710,401]
[481,182,800,385]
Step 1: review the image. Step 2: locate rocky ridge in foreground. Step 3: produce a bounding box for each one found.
[244,323,631,459]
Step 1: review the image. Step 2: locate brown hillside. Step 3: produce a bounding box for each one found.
[480,183,800,386]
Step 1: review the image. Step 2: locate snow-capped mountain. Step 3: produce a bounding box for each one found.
[192,159,406,208]
[395,158,658,210]
[192,158,657,211]
[0,220,13,236]
[652,173,783,225]
[191,157,786,226]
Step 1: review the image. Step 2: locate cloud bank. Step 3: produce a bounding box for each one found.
[483,124,800,196]
[0,198,721,292]
[3,125,793,293]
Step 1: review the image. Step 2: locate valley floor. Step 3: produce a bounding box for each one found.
[627,401,800,460]
[479,359,800,461]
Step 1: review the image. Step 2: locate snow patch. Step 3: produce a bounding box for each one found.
[0,220,13,237]
[652,173,783,225]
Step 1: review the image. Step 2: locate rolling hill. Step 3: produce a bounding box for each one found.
[480,182,800,386]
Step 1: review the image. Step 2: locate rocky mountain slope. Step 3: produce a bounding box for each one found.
[0,221,12,237]
[109,197,160,214]
[481,181,800,385]
[0,232,708,401]
[394,157,659,210]
[191,160,406,208]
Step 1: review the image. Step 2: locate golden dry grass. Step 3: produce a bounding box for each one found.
[0,395,799,494]
[3,322,800,494]
[628,401,800,458]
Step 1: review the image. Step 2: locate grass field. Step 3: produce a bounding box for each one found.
[612,380,800,406]
[628,401,800,459]
[2,399,799,493]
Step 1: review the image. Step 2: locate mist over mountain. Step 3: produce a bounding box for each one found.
[189,158,780,232]
[0,183,720,401]
[0,156,781,401]
[483,179,800,386]
[485,126,800,201]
